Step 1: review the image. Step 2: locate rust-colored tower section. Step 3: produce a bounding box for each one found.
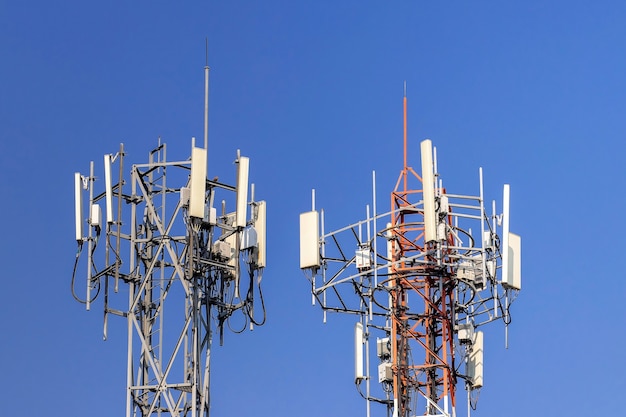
[389,91,456,416]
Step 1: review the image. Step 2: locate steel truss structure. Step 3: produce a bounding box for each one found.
[73,141,266,417]
[299,93,521,417]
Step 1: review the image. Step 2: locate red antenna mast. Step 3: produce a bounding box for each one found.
[389,86,456,416]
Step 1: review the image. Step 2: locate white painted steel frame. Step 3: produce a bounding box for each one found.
[76,142,267,417]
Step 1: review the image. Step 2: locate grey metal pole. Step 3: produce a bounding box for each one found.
[86,161,94,311]
[204,39,209,151]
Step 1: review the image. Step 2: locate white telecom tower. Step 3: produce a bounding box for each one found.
[72,64,267,417]
[299,90,521,417]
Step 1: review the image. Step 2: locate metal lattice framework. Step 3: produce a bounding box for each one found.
[73,141,266,417]
[388,168,456,417]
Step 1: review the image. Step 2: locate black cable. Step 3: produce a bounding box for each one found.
[70,241,101,304]
[470,387,480,410]
[247,268,267,326]
[90,228,101,271]
[107,232,123,268]
[226,307,249,334]
[355,378,392,405]
[500,299,512,325]
[70,242,85,303]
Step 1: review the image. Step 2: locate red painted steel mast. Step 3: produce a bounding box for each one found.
[389,87,456,416]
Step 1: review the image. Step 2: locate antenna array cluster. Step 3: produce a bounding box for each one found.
[70,69,521,417]
[299,116,521,416]
[72,139,266,417]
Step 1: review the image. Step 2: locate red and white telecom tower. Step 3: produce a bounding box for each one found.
[300,87,521,417]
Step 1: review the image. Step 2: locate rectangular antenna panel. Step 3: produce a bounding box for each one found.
[503,232,522,290]
[486,259,496,280]
[205,206,217,225]
[90,204,102,228]
[74,172,83,241]
[103,154,113,223]
[420,139,437,242]
[355,247,371,269]
[483,231,493,251]
[377,337,391,358]
[457,323,474,344]
[241,227,258,250]
[189,147,207,219]
[299,211,320,269]
[212,240,232,260]
[437,222,447,242]
[468,331,484,388]
[439,194,449,215]
[354,322,364,382]
[180,187,190,207]
[501,184,510,284]
[224,232,238,268]
[236,156,249,228]
[256,201,267,268]
[378,363,393,383]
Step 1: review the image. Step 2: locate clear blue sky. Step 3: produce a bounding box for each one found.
[1,1,625,416]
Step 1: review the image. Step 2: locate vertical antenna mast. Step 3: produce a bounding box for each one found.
[403,81,408,192]
[204,38,210,150]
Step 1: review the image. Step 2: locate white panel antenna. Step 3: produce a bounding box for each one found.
[240,226,257,250]
[377,337,391,358]
[256,201,267,268]
[504,232,522,290]
[420,139,437,242]
[104,153,114,224]
[74,172,83,241]
[90,204,102,228]
[236,156,250,228]
[501,184,510,286]
[355,322,364,382]
[205,206,217,225]
[378,363,393,383]
[224,232,238,268]
[457,323,475,344]
[468,330,484,389]
[189,147,207,219]
[299,211,320,269]
[180,186,190,207]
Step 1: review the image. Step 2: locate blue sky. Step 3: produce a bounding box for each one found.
[1,1,625,416]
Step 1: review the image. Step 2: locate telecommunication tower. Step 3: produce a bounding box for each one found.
[299,88,521,417]
[72,64,267,417]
